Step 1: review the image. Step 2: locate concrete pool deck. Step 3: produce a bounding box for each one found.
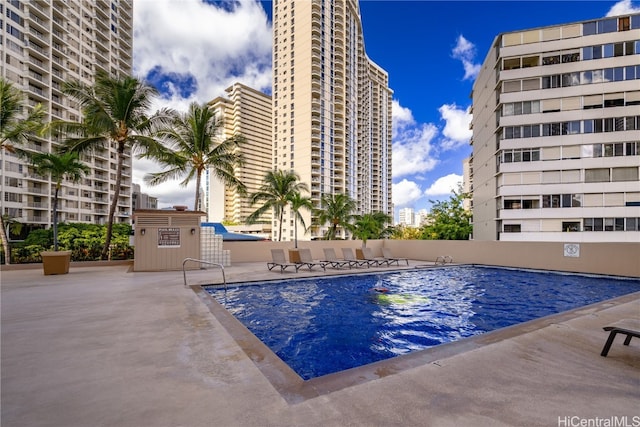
[1,262,639,427]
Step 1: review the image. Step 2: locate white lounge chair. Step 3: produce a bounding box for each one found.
[296,248,326,271]
[382,248,409,266]
[342,248,371,268]
[322,248,353,269]
[267,249,298,273]
[360,247,390,267]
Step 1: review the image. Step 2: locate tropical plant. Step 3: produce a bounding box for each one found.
[348,211,393,248]
[0,78,46,264]
[29,152,89,251]
[0,77,46,154]
[288,192,314,248]
[314,193,356,240]
[247,170,309,242]
[420,188,472,240]
[10,223,133,264]
[390,224,423,240]
[50,70,172,259]
[0,215,25,264]
[143,102,247,210]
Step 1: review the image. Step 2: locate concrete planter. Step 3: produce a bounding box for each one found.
[41,251,72,275]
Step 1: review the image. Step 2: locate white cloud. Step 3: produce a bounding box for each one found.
[134,0,272,112]
[132,158,195,209]
[392,99,415,138]
[132,0,273,208]
[392,122,439,178]
[451,35,481,81]
[424,174,462,197]
[606,0,640,16]
[392,179,423,207]
[438,104,472,150]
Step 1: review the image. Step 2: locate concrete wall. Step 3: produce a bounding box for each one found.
[224,240,640,278]
[133,210,204,271]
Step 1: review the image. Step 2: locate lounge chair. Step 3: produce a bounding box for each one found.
[296,248,326,271]
[359,247,390,267]
[267,249,298,273]
[382,248,409,266]
[600,319,640,357]
[322,248,353,269]
[342,248,371,268]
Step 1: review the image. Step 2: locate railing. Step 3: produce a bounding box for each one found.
[182,258,226,291]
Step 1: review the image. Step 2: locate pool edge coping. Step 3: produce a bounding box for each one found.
[193,278,640,405]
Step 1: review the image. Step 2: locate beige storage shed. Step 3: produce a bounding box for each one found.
[132,209,206,272]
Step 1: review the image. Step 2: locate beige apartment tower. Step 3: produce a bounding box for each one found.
[272,0,393,241]
[207,83,272,227]
[1,0,134,237]
[471,13,640,242]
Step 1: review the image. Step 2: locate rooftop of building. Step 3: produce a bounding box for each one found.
[1,261,638,426]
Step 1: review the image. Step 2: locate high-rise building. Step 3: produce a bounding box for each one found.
[415,209,429,227]
[398,207,414,226]
[207,83,272,228]
[272,0,393,241]
[1,0,134,233]
[471,13,640,242]
[131,183,158,211]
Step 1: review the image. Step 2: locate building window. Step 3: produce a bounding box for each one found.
[585,168,610,183]
[619,16,631,31]
[503,224,521,233]
[562,222,580,232]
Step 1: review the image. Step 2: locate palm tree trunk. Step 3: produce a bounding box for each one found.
[278,208,284,242]
[52,186,59,251]
[194,170,201,211]
[102,144,124,259]
[0,217,11,264]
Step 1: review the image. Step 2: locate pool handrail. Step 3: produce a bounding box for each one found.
[182,258,226,291]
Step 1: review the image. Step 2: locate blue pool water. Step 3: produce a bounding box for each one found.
[206,266,640,380]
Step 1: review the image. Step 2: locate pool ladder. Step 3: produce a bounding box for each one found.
[182,258,227,291]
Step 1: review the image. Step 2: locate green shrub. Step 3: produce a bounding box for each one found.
[11,223,134,264]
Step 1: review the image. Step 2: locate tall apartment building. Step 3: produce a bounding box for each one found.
[471,13,640,242]
[206,83,272,228]
[1,0,134,236]
[272,0,393,241]
[131,183,157,211]
[398,207,414,226]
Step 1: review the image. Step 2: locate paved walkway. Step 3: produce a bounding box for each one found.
[1,262,639,427]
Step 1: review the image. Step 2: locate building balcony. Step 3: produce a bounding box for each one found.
[26,201,49,209]
[28,1,49,18]
[26,215,47,224]
[26,56,49,74]
[25,186,48,195]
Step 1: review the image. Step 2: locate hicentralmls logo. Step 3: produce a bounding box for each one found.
[558,416,640,427]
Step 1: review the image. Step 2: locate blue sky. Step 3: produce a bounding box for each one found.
[132,0,639,219]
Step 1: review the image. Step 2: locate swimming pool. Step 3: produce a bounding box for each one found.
[205,266,640,380]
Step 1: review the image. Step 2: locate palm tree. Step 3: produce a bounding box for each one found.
[143,102,247,210]
[247,170,309,241]
[288,192,314,248]
[0,78,46,154]
[51,70,172,259]
[0,78,46,264]
[315,193,356,240]
[348,211,393,248]
[29,152,89,251]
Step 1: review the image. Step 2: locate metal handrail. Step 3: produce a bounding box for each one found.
[182,258,226,291]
